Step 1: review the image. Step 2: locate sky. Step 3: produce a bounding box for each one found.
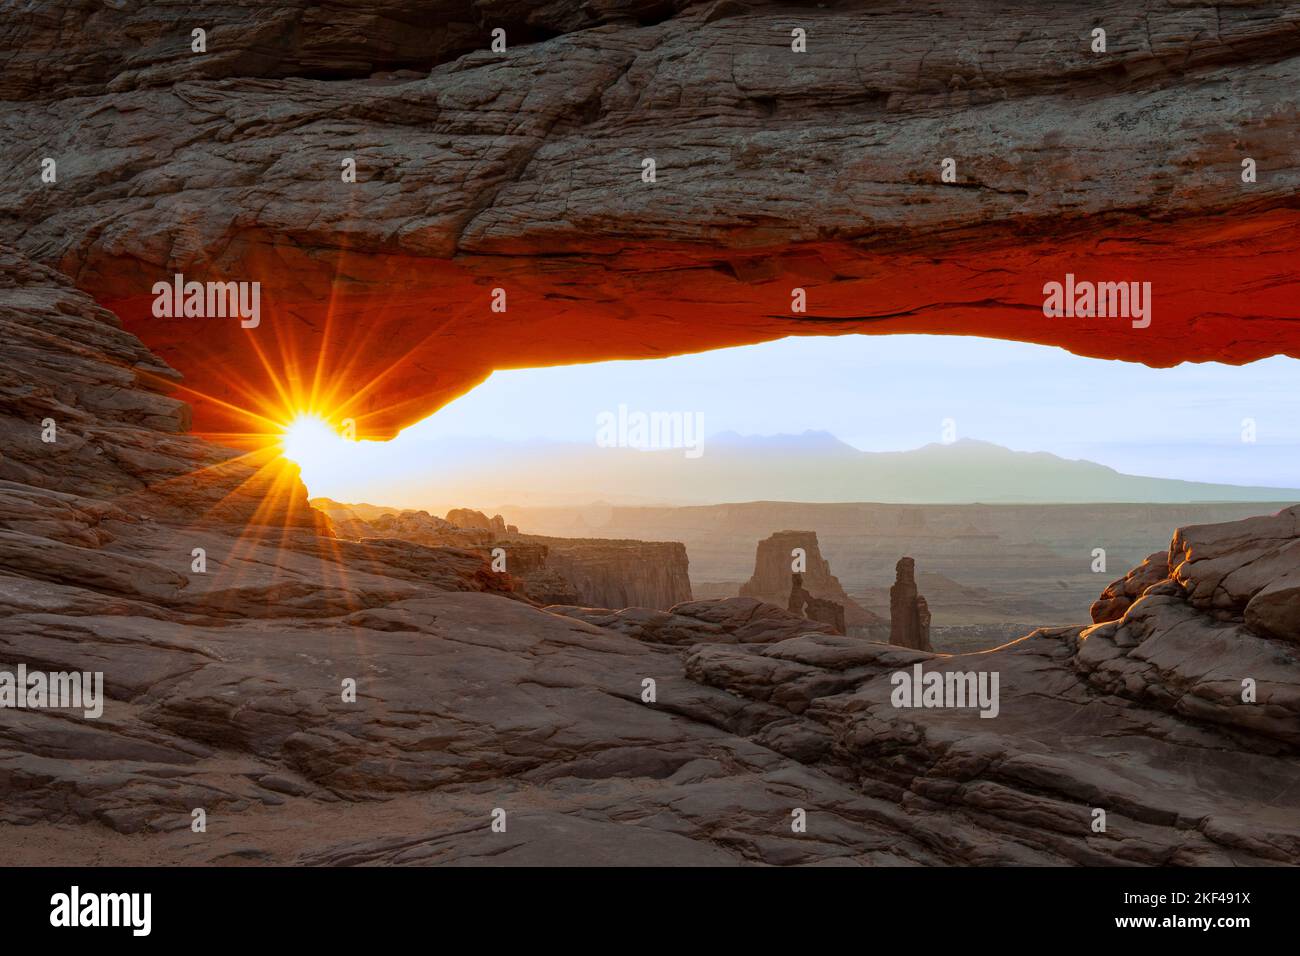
[284,333,1299,504]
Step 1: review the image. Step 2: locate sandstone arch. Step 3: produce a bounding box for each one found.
[2,1,1296,440]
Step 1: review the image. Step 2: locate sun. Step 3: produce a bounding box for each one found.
[280,414,347,471]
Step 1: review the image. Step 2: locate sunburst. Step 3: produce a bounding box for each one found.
[280,413,350,472]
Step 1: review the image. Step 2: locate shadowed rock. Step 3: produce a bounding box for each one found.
[549,596,837,647]
[521,537,692,611]
[788,571,846,635]
[889,557,932,652]
[741,530,879,628]
[2,4,1300,865]
[312,499,689,610]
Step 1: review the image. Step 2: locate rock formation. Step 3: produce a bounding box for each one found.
[1,2,1296,439]
[788,572,846,636]
[683,510,1300,863]
[311,500,688,611]
[889,557,933,652]
[445,508,507,535]
[315,501,493,549]
[1090,550,1169,623]
[786,574,806,615]
[740,530,880,627]
[534,538,692,611]
[2,257,1298,863]
[549,597,838,647]
[3,1,1300,869]
[514,567,582,607]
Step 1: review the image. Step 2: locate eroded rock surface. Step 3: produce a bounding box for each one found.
[1091,550,1169,623]
[311,499,691,610]
[740,530,879,628]
[2,245,1298,865]
[549,596,837,647]
[1172,508,1300,645]
[531,537,692,611]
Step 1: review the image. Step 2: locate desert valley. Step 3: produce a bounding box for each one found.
[1,0,1297,905]
[2,251,1297,866]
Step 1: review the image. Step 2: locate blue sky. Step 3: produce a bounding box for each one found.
[399,334,1297,486]
[286,334,1299,504]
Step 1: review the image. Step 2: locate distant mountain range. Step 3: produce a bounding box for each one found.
[371,432,1299,508]
[708,430,864,456]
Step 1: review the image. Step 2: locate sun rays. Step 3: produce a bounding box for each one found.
[281,413,346,462]
[106,246,437,599]
[280,413,356,485]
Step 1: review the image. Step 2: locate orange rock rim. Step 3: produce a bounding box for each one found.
[97,206,1300,442]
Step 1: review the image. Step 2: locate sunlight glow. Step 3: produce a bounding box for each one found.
[172,331,1297,513]
[280,414,349,477]
[272,334,1300,509]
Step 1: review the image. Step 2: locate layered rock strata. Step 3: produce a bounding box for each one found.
[740,530,879,627]
[310,501,691,611]
[534,538,692,611]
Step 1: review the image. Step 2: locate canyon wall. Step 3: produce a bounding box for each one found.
[530,538,692,611]
[2,248,1298,865]
[517,500,1297,628]
[2,0,1299,869]
[313,501,691,611]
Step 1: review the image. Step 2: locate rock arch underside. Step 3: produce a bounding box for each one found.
[0,1,1298,870]
[3,0,1298,438]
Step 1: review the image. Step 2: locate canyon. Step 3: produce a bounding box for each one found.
[312,499,692,611]
[1,0,1298,870]
[506,500,1299,649]
[2,245,1298,865]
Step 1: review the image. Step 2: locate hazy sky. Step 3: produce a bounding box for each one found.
[286,334,1299,502]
